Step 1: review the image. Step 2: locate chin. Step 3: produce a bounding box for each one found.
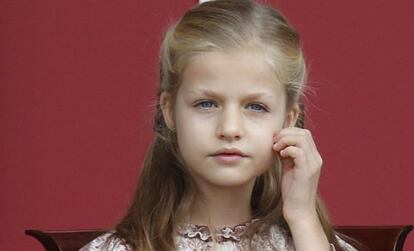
[204,173,257,188]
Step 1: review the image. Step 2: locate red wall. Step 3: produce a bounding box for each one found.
[1,1,413,250]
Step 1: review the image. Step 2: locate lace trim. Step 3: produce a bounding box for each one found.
[176,219,258,243]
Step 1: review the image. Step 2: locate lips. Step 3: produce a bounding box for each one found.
[210,148,247,165]
[211,148,247,157]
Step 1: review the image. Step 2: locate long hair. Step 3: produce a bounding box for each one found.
[112,1,361,250]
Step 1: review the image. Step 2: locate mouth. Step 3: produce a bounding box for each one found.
[210,148,248,165]
[211,148,247,157]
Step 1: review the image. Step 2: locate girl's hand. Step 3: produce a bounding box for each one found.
[272,127,323,224]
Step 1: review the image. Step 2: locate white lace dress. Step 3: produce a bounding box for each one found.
[79,221,358,251]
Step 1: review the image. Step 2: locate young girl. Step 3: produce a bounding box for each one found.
[81,0,361,250]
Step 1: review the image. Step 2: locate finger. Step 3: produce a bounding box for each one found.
[274,128,319,157]
[273,134,311,152]
[274,128,313,143]
[280,146,322,178]
[274,127,322,166]
[273,127,306,141]
[279,146,307,166]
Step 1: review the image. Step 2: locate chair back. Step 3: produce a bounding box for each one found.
[26,229,106,251]
[335,225,413,251]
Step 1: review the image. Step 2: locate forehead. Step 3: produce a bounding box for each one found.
[179,50,285,98]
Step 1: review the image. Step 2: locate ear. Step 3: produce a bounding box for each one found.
[159,91,175,130]
[284,103,300,128]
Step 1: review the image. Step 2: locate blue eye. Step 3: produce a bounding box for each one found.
[248,103,267,112]
[195,100,217,109]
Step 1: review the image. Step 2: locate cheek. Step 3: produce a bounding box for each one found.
[176,111,205,138]
[257,135,277,159]
[250,122,281,160]
[175,111,210,154]
[250,118,282,139]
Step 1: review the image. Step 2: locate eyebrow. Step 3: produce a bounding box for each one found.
[186,89,276,101]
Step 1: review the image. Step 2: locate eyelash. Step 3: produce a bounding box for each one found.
[194,100,269,112]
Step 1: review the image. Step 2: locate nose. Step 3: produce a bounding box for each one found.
[216,106,244,141]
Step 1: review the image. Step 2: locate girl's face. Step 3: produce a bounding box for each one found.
[161,49,298,189]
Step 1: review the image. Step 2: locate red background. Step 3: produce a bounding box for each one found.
[1,0,413,250]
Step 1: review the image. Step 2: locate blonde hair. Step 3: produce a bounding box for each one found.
[112,1,359,250]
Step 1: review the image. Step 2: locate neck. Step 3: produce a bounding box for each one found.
[187,179,256,228]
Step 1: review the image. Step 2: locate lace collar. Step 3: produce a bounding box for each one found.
[176,219,258,243]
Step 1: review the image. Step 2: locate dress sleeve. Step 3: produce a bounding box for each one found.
[78,232,131,251]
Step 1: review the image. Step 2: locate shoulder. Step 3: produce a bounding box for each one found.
[79,231,132,251]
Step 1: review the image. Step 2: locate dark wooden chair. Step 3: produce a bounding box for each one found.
[26,225,413,251]
[26,229,106,251]
[335,225,413,251]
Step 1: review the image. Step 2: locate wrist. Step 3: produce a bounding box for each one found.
[285,210,319,230]
[283,208,319,224]
[286,212,331,251]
